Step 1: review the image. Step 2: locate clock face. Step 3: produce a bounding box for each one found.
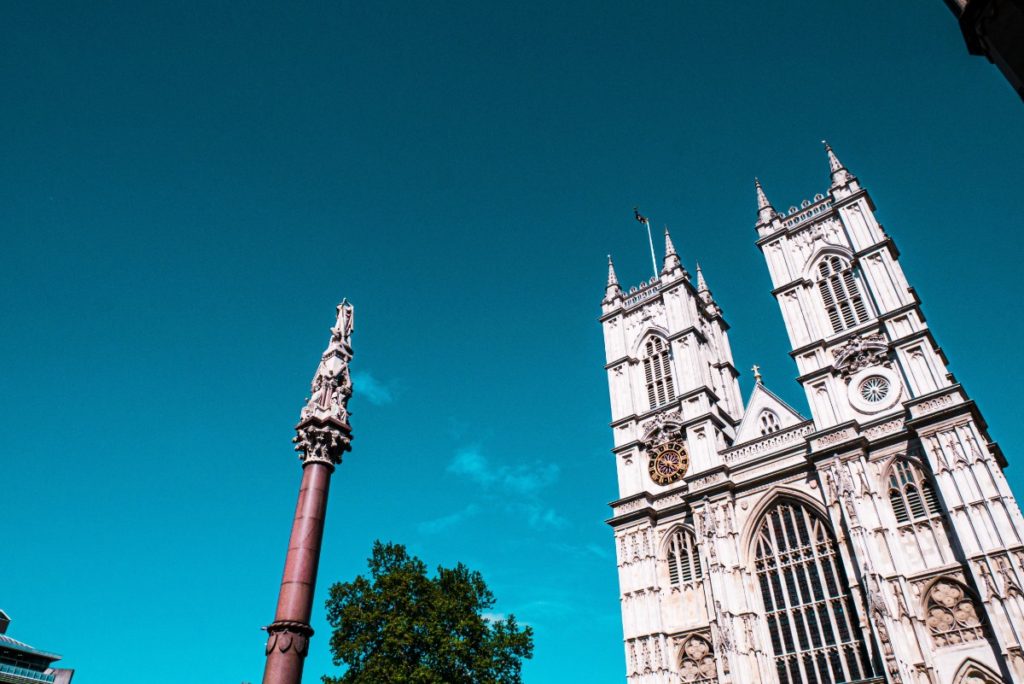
[648,440,689,486]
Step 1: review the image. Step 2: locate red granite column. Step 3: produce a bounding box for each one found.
[262,299,355,684]
[262,461,334,684]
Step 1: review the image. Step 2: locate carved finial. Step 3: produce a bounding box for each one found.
[752,364,763,384]
[661,225,684,276]
[293,299,355,466]
[696,262,708,293]
[604,255,623,303]
[755,178,777,226]
[823,140,854,188]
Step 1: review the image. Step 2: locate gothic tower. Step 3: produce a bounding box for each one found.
[602,146,1024,684]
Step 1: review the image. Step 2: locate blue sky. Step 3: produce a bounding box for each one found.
[2,2,1023,682]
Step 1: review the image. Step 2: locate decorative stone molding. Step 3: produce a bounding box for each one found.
[813,426,858,450]
[864,418,905,440]
[724,422,814,465]
[640,411,685,444]
[293,300,354,466]
[264,620,313,657]
[908,389,963,419]
[833,332,889,380]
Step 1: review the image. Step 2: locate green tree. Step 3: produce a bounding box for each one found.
[322,541,534,684]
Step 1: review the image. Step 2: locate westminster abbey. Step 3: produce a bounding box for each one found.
[601,143,1024,684]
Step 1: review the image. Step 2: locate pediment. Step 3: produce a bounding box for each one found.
[734,383,807,444]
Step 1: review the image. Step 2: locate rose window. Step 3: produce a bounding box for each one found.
[859,376,890,403]
[677,635,717,683]
[926,580,984,646]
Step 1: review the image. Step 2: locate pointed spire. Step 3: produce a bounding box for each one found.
[661,225,683,275]
[695,262,709,293]
[695,262,721,316]
[755,178,777,226]
[606,254,619,288]
[294,299,354,465]
[823,140,854,188]
[604,255,623,304]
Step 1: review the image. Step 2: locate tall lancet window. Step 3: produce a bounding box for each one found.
[816,256,870,334]
[666,529,702,586]
[643,337,676,409]
[888,459,942,525]
[754,500,876,684]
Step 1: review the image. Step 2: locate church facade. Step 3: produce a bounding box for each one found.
[600,144,1024,684]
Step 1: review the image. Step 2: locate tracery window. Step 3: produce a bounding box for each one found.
[816,256,870,334]
[926,580,985,647]
[759,410,781,436]
[666,529,702,586]
[677,634,718,683]
[643,337,676,409]
[888,459,942,525]
[754,500,876,684]
[956,664,1002,684]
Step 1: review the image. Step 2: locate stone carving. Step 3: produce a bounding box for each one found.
[699,502,717,538]
[678,633,717,683]
[865,418,904,440]
[294,300,355,466]
[833,332,889,380]
[653,637,664,671]
[713,601,734,654]
[742,615,756,653]
[264,620,312,657]
[998,557,1023,597]
[724,423,814,465]
[916,392,956,416]
[925,580,984,646]
[817,427,856,448]
[977,562,997,599]
[640,410,685,444]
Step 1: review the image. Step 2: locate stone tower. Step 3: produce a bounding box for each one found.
[601,145,1024,684]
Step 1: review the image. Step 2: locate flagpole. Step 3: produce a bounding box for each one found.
[644,218,658,279]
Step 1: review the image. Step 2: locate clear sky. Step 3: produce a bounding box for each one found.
[2,2,1023,683]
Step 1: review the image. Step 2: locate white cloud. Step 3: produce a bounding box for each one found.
[351,370,395,405]
[417,504,480,535]
[447,447,560,496]
[446,447,564,530]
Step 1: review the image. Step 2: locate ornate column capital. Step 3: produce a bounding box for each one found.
[293,300,355,466]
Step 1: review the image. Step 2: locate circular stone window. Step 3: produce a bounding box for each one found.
[859,376,890,403]
[848,366,901,414]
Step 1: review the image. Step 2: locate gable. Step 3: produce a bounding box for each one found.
[733,383,807,445]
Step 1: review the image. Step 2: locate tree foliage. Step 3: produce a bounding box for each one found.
[322,541,534,684]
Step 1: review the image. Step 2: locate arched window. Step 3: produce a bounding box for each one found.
[954,661,1002,684]
[677,634,718,683]
[926,580,985,647]
[888,459,942,525]
[816,256,870,334]
[759,411,781,436]
[643,337,676,409]
[754,500,876,684]
[666,529,703,586]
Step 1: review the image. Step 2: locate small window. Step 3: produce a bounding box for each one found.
[643,337,676,409]
[759,411,781,435]
[666,529,702,586]
[888,459,942,525]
